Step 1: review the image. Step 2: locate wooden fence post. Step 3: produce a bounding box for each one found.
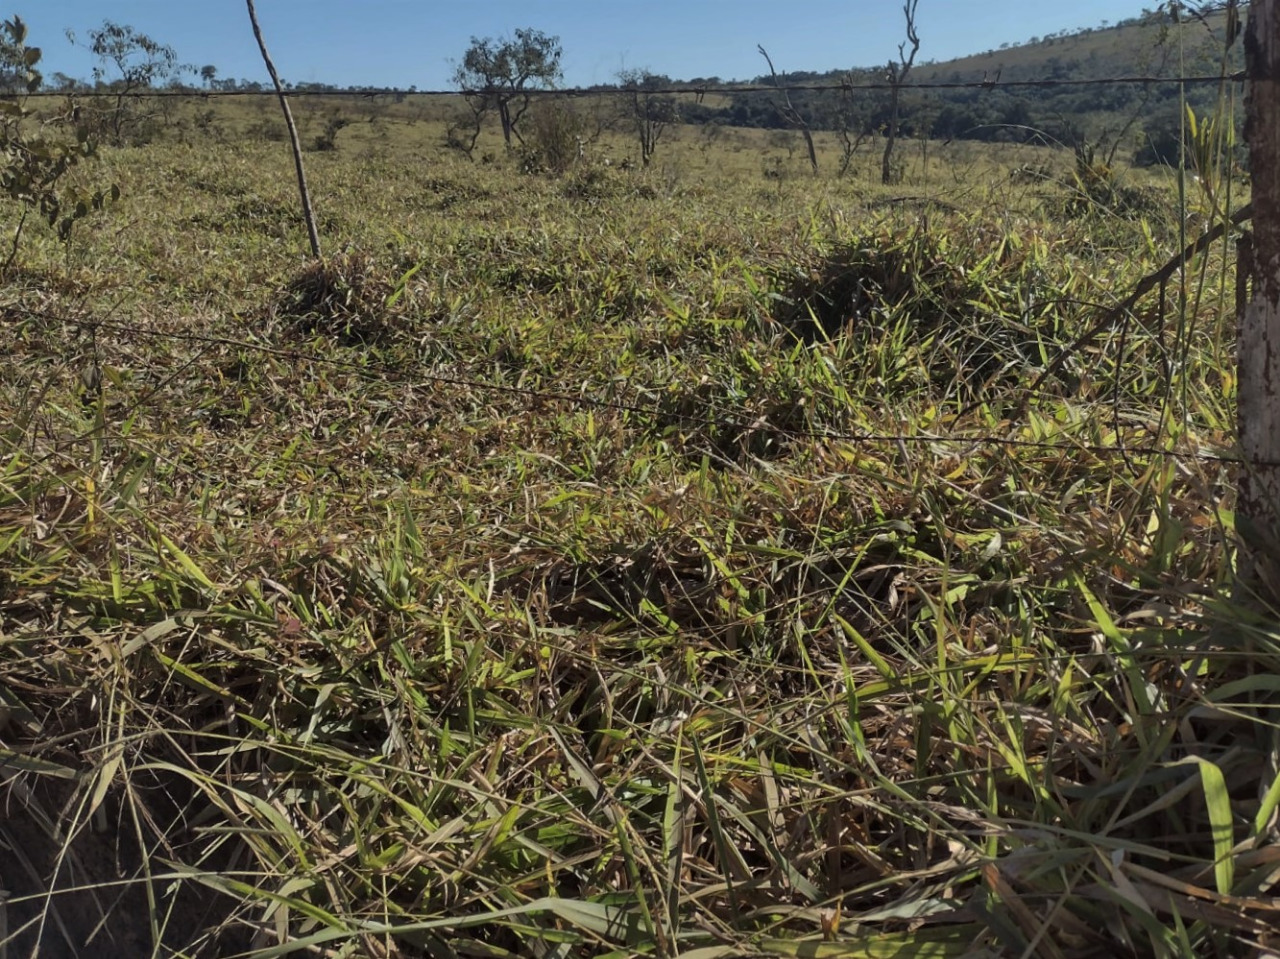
[1240,0,1280,595]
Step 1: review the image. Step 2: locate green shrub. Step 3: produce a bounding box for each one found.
[0,15,117,270]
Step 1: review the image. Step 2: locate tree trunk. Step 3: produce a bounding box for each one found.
[499,101,513,147]
[881,85,901,185]
[801,128,818,176]
[1240,0,1280,598]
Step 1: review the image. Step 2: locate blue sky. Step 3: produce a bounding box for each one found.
[27,2,1156,90]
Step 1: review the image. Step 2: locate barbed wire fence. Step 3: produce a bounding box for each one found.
[2,300,1255,473]
[24,72,1245,97]
[5,61,1256,478]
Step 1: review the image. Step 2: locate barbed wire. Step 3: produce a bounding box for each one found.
[3,304,1250,469]
[1,50,1253,472]
[22,71,1246,101]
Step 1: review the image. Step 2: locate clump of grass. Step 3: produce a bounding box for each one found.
[771,212,1077,403]
[273,250,405,344]
[560,162,624,201]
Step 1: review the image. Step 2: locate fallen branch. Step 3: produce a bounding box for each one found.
[1004,203,1253,420]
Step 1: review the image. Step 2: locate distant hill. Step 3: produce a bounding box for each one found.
[680,4,1244,166]
[912,6,1240,83]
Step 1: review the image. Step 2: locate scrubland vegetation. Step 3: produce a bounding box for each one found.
[3,12,1278,958]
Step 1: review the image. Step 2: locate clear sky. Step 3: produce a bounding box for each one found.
[26,1,1157,90]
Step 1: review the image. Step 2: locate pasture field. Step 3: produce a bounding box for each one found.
[1,101,1274,958]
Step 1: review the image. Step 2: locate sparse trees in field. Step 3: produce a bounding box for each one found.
[453,28,563,149]
[882,0,921,184]
[617,68,677,167]
[69,20,188,144]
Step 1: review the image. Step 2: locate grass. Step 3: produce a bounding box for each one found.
[1,96,1277,958]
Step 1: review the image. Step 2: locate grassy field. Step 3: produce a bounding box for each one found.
[1,97,1276,958]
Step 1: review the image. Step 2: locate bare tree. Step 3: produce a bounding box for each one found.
[617,69,678,167]
[445,106,483,160]
[836,73,873,177]
[882,0,920,185]
[756,45,818,175]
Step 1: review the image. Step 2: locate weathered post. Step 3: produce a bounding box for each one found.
[1241,0,1280,600]
[244,0,322,262]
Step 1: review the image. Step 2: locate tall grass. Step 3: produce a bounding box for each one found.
[0,76,1274,958]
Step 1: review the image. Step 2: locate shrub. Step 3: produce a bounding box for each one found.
[523,99,590,176]
[0,15,117,271]
[311,111,349,152]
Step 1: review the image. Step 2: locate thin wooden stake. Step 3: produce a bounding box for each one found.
[245,0,322,261]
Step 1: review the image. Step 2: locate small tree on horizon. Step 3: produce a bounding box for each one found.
[617,68,677,167]
[452,28,563,149]
[834,73,875,177]
[69,20,188,144]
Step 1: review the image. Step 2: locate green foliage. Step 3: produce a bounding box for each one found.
[0,10,36,93]
[72,19,187,145]
[83,19,181,89]
[453,27,563,148]
[0,14,116,270]
[520,98,590,175]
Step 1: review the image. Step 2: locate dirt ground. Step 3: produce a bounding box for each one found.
[1,781,246,959]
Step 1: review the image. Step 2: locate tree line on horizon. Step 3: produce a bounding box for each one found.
[4,4,1244,170]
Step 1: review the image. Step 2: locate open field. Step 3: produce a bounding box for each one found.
[2,101,1276,958]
